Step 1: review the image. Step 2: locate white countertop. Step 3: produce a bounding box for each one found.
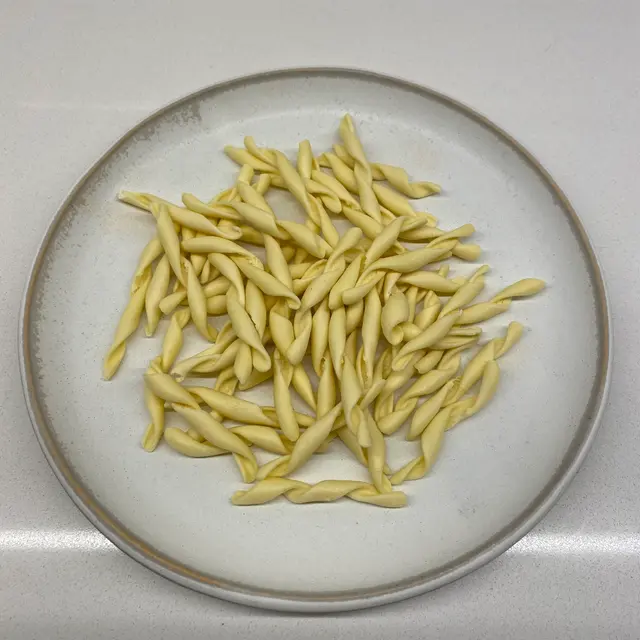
[1,1,639,637]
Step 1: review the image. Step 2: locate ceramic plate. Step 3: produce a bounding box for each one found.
[20,68,610,611]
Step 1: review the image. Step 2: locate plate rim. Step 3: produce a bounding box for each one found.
[18,66,612,612]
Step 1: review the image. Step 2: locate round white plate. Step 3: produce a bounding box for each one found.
[20,68,610,611]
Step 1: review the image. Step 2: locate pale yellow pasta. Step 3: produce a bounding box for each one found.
[445,322,523,406]
[226,287,271,373]
[339,115,381,222]
[397,271,461,295]
[243,136,277,167]
[234,257,301,309]
[317,353,337,418]
[153,203,185,286]
[182,236,258,264]
[264,235,294,290]
[274,150,319,225]
[378,355,461,435]
[103,266,151,380]
[299,259,346,313]
[431,334,481,351]
[268,300,295,357]
[438,278,486,319]
[360,240,457,281]
[108,113,547,510]
[143,255,171,337]
[208,253,245,305]
[320,151,359,193]
[341,356,370,448]
[393,361,501,484]
[231,425,291,455]
[361,287,381,386]
[187,387,276,426]
[407,381,455,440]
[370,163,440,198]
[277,219,331,258]
[291,364,317,411]
[164,427,227,457]
[392,311,461,371]
[364,216,406,268]
[328,253,364,310]
[374,352,422,421]
[231,478,407,508]
[328,306,347,379]
[256,404,343,479]
[303,177,341,212]
[311,298,330,376]
[345,298,365,335]
[372,182,420,218]
[254,173,272,195]
[167,205,242,240]
[160,308,190,372]
[170,322,235,380]
[143,363,200,409]
[181,193,243,222]
[310,169,360,207]
[129,235,163,293]
[186,261,217,341]
[457,300,511,325]
[491,278,546,303]
[272,352,300,442]
[141,358,166,452]
[224,146,277,173]
[173,404,257,482]
[236,180,273,214]
[227,201,282,238]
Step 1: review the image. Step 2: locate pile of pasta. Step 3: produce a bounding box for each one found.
[104,114,544,508]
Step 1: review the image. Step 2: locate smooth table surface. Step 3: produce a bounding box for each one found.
[1,1,639,638]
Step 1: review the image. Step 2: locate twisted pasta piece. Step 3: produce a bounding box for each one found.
[339,115,381,222]
[272,351,300,442]
[370,163,440,198]
[255,404,343,480]
[174,404,258,482]
[153,203,185,286]
[144,362,200,409]
[187,387,276,426]
[243,136,277,167]
[292,363,317,411]
[141,357,166,452]
[103,266,151,379]
[391,360,501,484]
[164,427,227,457]
[311,299,330,376]
[224,146,277,173]
[328,306,347,379]
[160,308,191,372]
[341,356,370,448]
[185,260,218,341]
[361,287,382,387]
[391,311,461,372]
[143,255,171,336]
[445,322,523,406]
[170,322,236,380]
[226,287,271,372]
[231,479,407,508]
[378,354,461,435]
[310,169,360,208]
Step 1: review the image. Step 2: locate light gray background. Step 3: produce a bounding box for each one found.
[1,1,638,638]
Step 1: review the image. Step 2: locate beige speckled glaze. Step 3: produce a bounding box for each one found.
[19,68,610,612]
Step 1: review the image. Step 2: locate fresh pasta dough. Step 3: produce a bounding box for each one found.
[106,113,546,510]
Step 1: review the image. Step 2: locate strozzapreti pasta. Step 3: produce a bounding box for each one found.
[105,114,546,508]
